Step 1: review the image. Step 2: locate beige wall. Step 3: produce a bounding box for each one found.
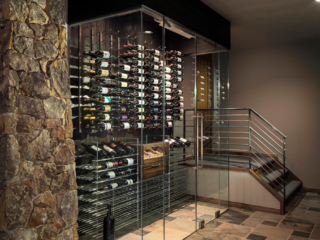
[229,39,320,189]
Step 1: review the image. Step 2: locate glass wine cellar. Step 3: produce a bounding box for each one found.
[69,6,229,240]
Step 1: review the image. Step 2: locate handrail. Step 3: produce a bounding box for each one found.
[198,108,287,139]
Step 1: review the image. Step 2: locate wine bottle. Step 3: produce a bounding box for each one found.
[150,93,162,99]
[131,68,145,74]
[172,77,183,83]
[132,123,144,129]
[84,59,113,68]
[172,83,179,89]
[149,56,160,63]
[176,137,191,147]
[161,115,172,121]
[165,74,172,80]
[85,69,110,77]
[149,78,162,85]
[116,143,135,154]
[103,203,115,240]
[166,121,173,128]
[108,183,119,189]
[88,122,112,131]
[165,88,171,94]
[146,115,160,121]
[172,96,184,101]
[94,161,119,170]
[165,95,172,101]
[94,79,121,87]
[123,44,145,51]
[146,49,161,56]
[170,138,182,148]
[117,122,131,130]
[165,109,173,114]
[169,63,183,69]
[165,139,175,150]
[165,81,172,87]
[150,86,161,92]
[118,64,131,71]
[165,67,172,73]
[171,70,183,76]
[149,100,162,106]
[123,179,135,185]
[172,89,183,95]
[109,141,127,156]
[84,50,110,59]
[165,102,173,108]
[101,171,118,178]
[81,143,108,158]
[90,86,119,95]
[122,158,135,166]
[166,50,182,57]
[148,107,162,114]
[125,59,145,66]
[172,108,184,114]
[83,114,111,121]
[173,115,184,120]
[123,52,145,59]
[132,76,146,83]
[100,144,117,157]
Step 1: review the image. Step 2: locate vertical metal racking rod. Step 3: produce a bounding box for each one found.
[283,138,286,213]
[78,26,82,134]
[249,109,252,170]
[194,34,198,231]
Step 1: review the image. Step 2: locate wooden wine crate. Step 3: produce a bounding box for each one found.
[130,142,169,179]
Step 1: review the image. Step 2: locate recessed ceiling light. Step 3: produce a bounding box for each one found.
[143,31,153,34]
[317,0,320,2]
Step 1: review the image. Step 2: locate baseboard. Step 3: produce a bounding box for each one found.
[197,196,281,215]
[301,187,320,193]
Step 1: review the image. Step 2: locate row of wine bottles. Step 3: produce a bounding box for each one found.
[165,137,191,150]
[83,113,184,121]
[86,121,174,131]
[81,141,135,158]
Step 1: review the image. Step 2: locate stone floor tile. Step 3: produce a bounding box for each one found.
[223,236,246,240]
[277,218,315,233]
[261,221,278,227]
[195,223,222,237]
[132,229,151,236]
[286,210,320,225]
[117,233,153,240]
[144,227,189,240]
[252,224,293,240]
[301,195,320,201]
[306,192,318,196]
[310,224,320,239]
[144,219,167,231]
[205,231,227,240]
[309,207,320,213]
[165,216,177,222]
[214,222,253,238]
[206,220,223,229]
[247,233,267,240]
[169,209,197,221]
[250,211,284,223]
[291,230,310,238]
[288,196,303,206]
[196,205,221,216]
[216,209,251,225]
[184,206,196,211]
[288,236,310,240]
[241,217,264,228]
[184,234,204,240]
[199,214,216,220]
[242,209,255,213]
[165,218,197,234]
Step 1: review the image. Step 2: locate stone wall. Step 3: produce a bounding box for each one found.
[0,0,78,239]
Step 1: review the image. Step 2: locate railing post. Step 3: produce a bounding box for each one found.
[283,137,286,213]
[249,109,252,170]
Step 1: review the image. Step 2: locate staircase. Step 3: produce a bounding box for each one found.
[200,108,302,214]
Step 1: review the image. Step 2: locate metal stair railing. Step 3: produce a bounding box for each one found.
[197,108,287,203]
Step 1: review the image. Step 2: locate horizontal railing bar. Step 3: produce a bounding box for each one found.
[251,128,283,156]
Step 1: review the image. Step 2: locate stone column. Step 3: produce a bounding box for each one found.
[0,0,78,239]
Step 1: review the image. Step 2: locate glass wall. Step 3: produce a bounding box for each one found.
[70,6,229,240]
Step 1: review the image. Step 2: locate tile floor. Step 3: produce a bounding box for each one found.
[118,192,320,240]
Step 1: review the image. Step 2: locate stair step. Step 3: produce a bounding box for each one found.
[260,169,288,184]
[251,157,275,170]
[278,180,302,199]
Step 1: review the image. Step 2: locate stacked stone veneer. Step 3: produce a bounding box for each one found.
[0,0,78,239]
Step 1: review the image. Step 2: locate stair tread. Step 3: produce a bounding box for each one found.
[278,180,302,198]
[260,169,288,183]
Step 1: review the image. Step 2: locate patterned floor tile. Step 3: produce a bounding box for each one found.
[277,218,315,233]
[252,224,293,240]
[216,209,251,225]
[184,206,196,211]
[247,234,267,240]
[214,222,253,238]
[310,224,320,239]
[291,230,310,238]
[261,221,278,227]
[309,207,320,213]
[165,216,177,222]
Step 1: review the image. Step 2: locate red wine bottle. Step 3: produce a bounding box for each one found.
[103,204,115,240]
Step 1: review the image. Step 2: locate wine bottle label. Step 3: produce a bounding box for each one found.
[153,108,159,113]
[172,84,178,88]
[138,108,144,113]
[112,161,118,167]
[177,71,182,75]
[103,122,112,130]
[103,145,114,153]
[180,109,184,114]
[101,70,110,77]
[110,183,118,189]
[137,69,145,74]
[95,165,102,169]
[166,115,172,120]
[121,82,128,87]
[165,67,171,73]
[165,81,171,87]
[177,77,182,82]
[138,84,145,90]
[180,102,184,107]
[153,101,159,106]
[153,79,159,84]
[123,122,130,129]
[91,145,102,151]
[165,95,172,100]
[165,88,171,93]
[126,158,134,165]
[167,122,173,127]
[177,64,182,69]
[100,62,109,68]
[153,93,159,99]
[104,105,111,112]
[179,137,188,143]
[121,107,126,113]
[121,73,128,79]
[138,53,145,59]
[104,114,110,120]
[179,96,184,101]
[82,77,91,83]
[165,74,171,80]
[137,45,144,51]
[101,87,109,94]
[159,61,164,66]
[102,51,110,58]
[121,115,128,120]
[123,64,131,71]
[154,115,159,120]
[176,51,182,56]
[137,60,144,66]
[138,100,144,105]
[179,115,184,120]
[153,57,159,62]
[138,92,145,97]
[166,102,172,106]
[178,90,183,94]
[154,50,160,56]
[137,123,144,128]
[136,76,144,82]
[138,115,145,120]
[153,65,159,70]
[106,162,114,168]
[125,179,134,185]
[153,86,160,91]
[177,57,182,62]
